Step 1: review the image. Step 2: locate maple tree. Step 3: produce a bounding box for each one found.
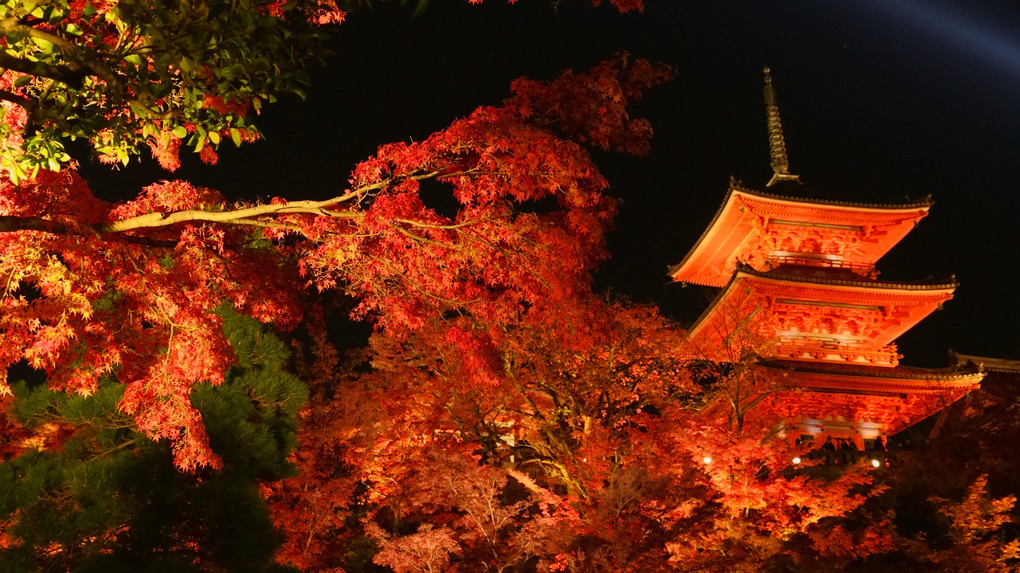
[0,52,669,468]
[0,2,668,560]
[262,293,886,572]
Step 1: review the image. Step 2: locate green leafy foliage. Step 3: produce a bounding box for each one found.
[0,0,341,180]
[0,307,307,572]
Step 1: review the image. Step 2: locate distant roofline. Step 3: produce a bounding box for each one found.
[950,352,1020,373]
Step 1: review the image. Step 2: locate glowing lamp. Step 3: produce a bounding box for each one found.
[792,456,802,465]
[870,459,881,468]
[702,456,712,464]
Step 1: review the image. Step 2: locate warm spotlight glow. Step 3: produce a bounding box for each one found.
[702,456,712,464]
[871,459,881,468]
[792,456,802,465]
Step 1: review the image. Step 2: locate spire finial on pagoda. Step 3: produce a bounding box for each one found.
[763,67,801,188]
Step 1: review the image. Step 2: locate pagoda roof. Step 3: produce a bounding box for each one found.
[758,360,981,437]
[691,267,957,331]
[729,181,933,211]
[697,358,982,441]
[686,268,957,364]
[669,183,933,287]
[760,359,985,388]
[742,264,957,291]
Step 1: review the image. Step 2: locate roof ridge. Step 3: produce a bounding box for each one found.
[741,264,958,290]
[760,359,984,381]
[732,183,934,210]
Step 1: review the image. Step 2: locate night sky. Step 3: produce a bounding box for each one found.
[79,1,1020,366]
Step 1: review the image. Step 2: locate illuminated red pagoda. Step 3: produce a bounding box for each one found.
[671,69,983,450]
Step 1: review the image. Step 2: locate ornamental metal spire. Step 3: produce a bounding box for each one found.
[763,67,801,187]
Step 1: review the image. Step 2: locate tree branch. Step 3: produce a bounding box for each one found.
[0,168,487,239]
[0,52,85,87]
[0,18,78,54]
[0,18,121,91]
[0,215,77,234]
[0,89,35,111]
[96,201,365,233]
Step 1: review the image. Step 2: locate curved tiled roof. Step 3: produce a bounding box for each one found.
[733,182,933,210]
[760,358,984,381]
[667,183,934,279]
[739,264,958,291]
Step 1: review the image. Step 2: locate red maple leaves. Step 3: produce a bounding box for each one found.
[263,286,895,571]
[0,171,306,468]
[0,57,668,471]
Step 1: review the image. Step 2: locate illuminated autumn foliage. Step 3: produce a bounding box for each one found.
[1,2,1017,571]
[261,295,889,572]
[0,54,669,472]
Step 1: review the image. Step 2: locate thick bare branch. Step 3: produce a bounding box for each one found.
[95,200,364,233]
[0,89,36,111]
[0,215,77,234]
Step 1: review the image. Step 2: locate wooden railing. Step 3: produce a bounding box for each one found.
[767,254,877,277]
[775,339,901,366]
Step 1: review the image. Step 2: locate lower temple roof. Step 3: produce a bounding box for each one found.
[760,358,985,383]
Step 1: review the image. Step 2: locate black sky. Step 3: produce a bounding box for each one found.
[79,0,1020,365]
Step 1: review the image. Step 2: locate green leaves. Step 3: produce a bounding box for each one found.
[0,0,338,178]
[0,306,308,570]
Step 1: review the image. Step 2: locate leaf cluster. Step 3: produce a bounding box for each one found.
[0,0,337,180]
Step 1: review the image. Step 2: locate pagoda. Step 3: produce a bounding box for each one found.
[670,69,983,450]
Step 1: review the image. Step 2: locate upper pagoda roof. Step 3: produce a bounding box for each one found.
[668,183,933,287]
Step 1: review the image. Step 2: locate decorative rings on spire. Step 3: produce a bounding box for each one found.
[763,67,801,187]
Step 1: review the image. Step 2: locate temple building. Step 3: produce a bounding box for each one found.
[670,69,984,450]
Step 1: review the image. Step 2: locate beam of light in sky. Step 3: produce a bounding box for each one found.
[859,0,1020,78]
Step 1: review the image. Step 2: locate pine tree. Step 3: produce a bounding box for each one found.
[0,306,307,572]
